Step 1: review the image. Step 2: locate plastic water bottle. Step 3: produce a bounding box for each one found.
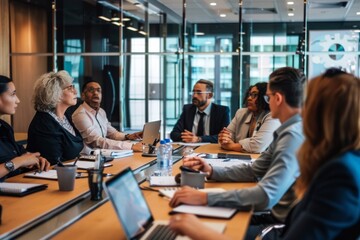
[164,138,173,176]
[156,140,170,176]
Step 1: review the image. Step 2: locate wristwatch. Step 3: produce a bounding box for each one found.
[5,161,15,172]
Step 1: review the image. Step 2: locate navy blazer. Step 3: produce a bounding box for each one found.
[283,150,360,239]
[170,103,230,143]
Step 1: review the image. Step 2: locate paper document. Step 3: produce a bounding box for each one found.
[24,170,58,180]
[100,149,133,158]
[150,176,179,187]
[171,142,210,147]
[205,158,251,168]
[171,205,237,219]
[65,161,112,170]
[159,188,226,199]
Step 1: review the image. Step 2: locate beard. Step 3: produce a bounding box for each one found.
[192,98,207,108]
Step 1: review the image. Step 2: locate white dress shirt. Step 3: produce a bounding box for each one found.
[72,102,133,152]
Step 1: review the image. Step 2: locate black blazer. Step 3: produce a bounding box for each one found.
[27,111,83,165]
[170,103,230,143]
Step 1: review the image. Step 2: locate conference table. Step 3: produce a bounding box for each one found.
[0,144,258,239]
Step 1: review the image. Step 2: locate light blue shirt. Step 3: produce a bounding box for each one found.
[208,114,304,222]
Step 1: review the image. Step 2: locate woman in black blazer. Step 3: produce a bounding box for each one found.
[27,71,84,165]
[0,75,50,180]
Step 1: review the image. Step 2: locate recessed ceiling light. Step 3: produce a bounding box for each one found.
[210,2,216,6]
[287,1,294,5]
[220,14,226,17]
[288,12,294,16]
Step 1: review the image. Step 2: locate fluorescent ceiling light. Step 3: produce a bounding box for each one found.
[139,31,147,35]
[288,12,295,16]
[210,2,216,6]
[123,17,131,21]
[195,32,205,36]
[98,16,111,21]
[357,12,360,15]
[353,29,360,33]
[220,14,226,17]
[127,26,138,31]
[287,1,294,5]
[112,22,123,26]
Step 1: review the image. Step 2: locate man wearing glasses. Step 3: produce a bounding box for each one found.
[170,79,230,143]
[170,67,305,239]
[72,80,143,153]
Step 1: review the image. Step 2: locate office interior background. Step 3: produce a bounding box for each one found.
[0,0,359,137]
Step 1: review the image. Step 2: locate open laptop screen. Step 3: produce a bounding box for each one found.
[105,168,154,239]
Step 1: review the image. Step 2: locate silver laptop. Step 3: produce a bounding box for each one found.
[141,120,161,157]
[103,167,226,240]
[142,120,161,145]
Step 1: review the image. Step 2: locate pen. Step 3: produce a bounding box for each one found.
[73,156,79,166]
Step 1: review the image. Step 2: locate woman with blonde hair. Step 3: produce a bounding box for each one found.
[27,71,83,165]
[168,68,360,239]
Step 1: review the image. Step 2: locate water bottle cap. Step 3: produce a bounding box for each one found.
[160,140,166,144]
[164,139,171,143]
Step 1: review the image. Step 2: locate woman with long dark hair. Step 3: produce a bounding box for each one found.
[0,75,50,180]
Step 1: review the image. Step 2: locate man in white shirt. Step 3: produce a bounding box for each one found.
[72,81,143,152]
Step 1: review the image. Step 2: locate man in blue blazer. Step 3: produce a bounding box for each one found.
[170,79,230,143]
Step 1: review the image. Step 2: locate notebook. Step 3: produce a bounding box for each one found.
[100,149,133,158]
[0,182,48,197]
[103,167,226,240]
[64,161,112,170]
[24,169,89,180]
[159,188,226,199]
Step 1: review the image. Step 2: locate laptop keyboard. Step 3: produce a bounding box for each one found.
[145,224,177,240]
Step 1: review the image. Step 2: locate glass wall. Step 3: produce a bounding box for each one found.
[8,0,360,136]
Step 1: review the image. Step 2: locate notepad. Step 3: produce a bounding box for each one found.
[0,182,48,197]
[170,205,237,219]
[205,158,251,167]
[159,187,226,199]
[149,176,179,187]
[24,170,58,180]
[65,161,113,170]
[100,149,133,158]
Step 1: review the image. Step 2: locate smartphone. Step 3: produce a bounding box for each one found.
[179,165,200,173]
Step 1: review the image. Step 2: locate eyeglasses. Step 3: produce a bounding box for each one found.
[63,85,76,91]
[247,92,258,99]
[189,91,212,95]
[86,87,102,93]
[263,92,275,104]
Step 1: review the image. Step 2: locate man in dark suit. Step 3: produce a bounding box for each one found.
[170,79,230,143]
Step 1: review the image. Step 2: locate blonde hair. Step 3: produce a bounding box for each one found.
[32,70,73,112]
[296,69,360,197]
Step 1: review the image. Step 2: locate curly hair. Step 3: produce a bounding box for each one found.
[242,82,270,111]
[32,70,73,112]
[296,68,360,197]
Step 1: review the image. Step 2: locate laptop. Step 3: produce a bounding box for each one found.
[141,120,161,157]
[103,167,226,240]
[142,120,161,145]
